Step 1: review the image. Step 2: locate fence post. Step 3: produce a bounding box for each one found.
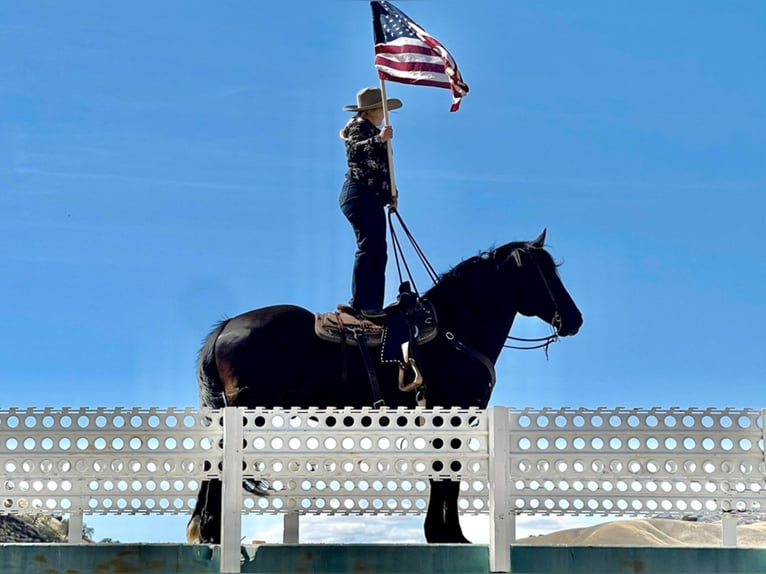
[721,512,738,547]
[221,407,244,573]
[762,409,766,476]
[66,478,86,543]
[488,406,513,573]
[66,510,84,544]
[283,511,300,543]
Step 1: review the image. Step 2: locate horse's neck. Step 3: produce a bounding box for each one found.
[426,281,517,363]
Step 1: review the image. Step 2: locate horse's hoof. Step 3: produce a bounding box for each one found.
[186,516,202,544]
[243,478,272,496]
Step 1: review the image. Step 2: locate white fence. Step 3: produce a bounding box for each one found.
[2,406,765,572]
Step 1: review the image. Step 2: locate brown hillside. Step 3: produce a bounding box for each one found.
[517,518,766,547]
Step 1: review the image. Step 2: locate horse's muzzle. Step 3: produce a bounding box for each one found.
[558,314,583,337]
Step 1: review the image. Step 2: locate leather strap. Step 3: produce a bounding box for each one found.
[355,333,386,408]
[438,327,496,407]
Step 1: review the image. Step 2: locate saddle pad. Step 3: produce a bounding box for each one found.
[380,307,439,364]
[315,311,385,346]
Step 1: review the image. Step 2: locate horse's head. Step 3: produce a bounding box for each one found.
[498,229,583,337]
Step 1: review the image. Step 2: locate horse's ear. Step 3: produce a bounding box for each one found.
[530,228,547,248]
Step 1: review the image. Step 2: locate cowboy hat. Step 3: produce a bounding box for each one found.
[342,87,403,112]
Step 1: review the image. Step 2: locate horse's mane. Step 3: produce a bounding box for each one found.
[439,242,531,281]
[424,241,531,297]
[423,240,561,300]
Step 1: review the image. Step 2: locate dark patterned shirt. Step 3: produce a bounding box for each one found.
[341,116,392,202]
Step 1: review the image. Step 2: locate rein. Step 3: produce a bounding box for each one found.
[388,209,439,296]
[387,209,561,360]
[504,330,559,356]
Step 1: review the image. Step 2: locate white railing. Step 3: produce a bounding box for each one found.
[2,406,765,573]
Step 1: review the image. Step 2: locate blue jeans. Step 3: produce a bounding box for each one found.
[339,181,388,310]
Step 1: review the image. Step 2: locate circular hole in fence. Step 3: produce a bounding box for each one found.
[664,437,678,449]
[663,415,676,428]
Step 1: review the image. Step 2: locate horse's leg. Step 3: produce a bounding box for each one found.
[186,480,207,543]
[443,479,470,543]
[187,479,223,544]
[424,479,447,542]
[201,479,223,543]
[424,479,470,543]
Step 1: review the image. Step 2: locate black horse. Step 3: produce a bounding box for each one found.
[187,229,582,544]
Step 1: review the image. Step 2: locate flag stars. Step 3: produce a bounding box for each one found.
[372,0,469,111]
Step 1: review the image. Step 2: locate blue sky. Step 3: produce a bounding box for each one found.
[2,0,764,543]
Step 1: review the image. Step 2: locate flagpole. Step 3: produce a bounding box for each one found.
[378,79,398,210]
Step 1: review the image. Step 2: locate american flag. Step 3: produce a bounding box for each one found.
[371,0,469,112]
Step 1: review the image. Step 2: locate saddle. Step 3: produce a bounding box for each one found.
[315,311,386,345]
[314,294,438,366]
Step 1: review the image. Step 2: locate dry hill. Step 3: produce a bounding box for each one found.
[517,518,766,547]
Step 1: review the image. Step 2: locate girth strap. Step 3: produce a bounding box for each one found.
[354,333,386,408]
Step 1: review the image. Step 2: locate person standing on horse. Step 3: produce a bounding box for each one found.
[338,87,402,319]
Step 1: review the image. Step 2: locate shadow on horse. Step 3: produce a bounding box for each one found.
[187,229,583,544]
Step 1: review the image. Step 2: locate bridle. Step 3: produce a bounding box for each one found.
[503,246,561,356]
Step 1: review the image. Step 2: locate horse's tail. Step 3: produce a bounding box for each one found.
[197,319,230,409]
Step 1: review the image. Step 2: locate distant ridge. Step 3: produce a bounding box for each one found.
[517,518,766,547]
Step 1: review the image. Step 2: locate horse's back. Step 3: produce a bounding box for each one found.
[211,305,328,402]
[228,304,313,328]
[213,304,314,353]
